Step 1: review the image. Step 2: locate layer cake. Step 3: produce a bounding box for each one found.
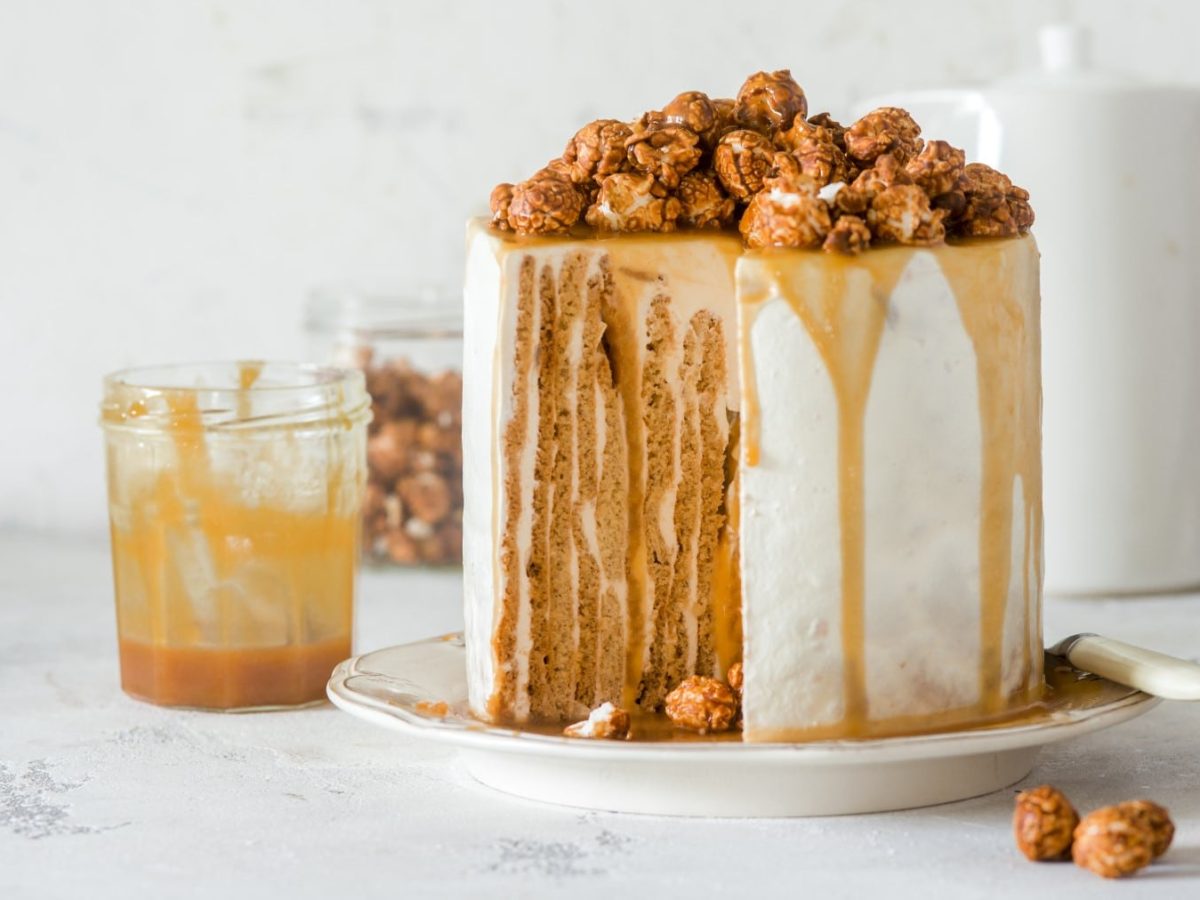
[463,70,1041,741]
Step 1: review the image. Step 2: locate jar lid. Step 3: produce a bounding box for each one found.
[305,287,463,341]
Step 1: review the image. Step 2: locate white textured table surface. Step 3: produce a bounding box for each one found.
[1,531,1197,899]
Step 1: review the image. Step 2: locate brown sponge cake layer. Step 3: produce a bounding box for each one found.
[570,264,606,709]
[638,293,680,709]
[594,346,629,705]
[693,310,730,679]
[522,261,559,719]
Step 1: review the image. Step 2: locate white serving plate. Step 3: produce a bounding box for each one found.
[327,634,1158,817]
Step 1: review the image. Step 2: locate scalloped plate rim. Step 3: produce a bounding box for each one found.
[327,632,1161,764]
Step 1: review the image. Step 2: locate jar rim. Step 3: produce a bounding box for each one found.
[305,287,463,340]
[100,361,370,432]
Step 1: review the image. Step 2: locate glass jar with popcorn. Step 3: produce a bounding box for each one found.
[306,290,463,568]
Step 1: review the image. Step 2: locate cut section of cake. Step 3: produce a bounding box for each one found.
[463,226,742,722]
[464,69,1042,740]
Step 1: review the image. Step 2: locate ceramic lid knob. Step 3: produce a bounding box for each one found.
[1039,23,1092,73]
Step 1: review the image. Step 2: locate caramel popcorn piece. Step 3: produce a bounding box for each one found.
[1008,184,1036,232]
[1117,800,1174,859]
[665,675,739,733]
[662,90,718,142]
[562,702,632,740]
[845,107,923,165]
[677,170,736,229]
[774,125,851,186]
[868,184,946,246]
[398,471,453,524]
[625,122,702,189]
[710,98,737,140]
[735,69,808,133]
[823,214,872,255]
[561,119,633,185]
[725,662,744,695]
[1013,785,1080,862]
[361,360,463,566]
[834,152,912,215]
[1073,805,1157,878]
[807,111,848,149]
[585,172,681,233]
[957,163,1035,237]
[489,183,514,230]
[507,172,583,235]
[905,140,966,197]
[767,150,804,181]
[740,174,832,249]
[713,128,775,200]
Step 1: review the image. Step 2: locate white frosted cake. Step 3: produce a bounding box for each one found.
[463,70,1042,741]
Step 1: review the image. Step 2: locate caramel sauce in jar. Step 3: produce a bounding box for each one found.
[101,362,370,710]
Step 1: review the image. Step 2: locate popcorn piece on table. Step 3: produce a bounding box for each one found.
[1013,785,1080,862]
[1072,804,1160,878]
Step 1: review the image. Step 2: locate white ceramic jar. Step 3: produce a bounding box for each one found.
[864,25,1200,595]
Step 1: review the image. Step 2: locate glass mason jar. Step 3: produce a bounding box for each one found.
[100,362,370,710]
[305,291,463,568]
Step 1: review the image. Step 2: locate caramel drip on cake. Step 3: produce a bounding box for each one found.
[743,248,910,734]
[710,436,742,675]
[937,237,1043,714]
[737,303,764,469]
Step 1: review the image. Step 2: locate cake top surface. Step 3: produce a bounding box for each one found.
[487,70,1033,255]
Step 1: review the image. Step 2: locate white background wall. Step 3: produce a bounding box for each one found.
[3,0,1199,535]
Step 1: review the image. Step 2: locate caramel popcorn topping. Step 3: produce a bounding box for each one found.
[489,183,514,231]
[585,172,681,233]
[905,139,966,197]
[507,172,584,235]
[740,174,832,249]
[822,214,872,255]
[713,128,776,201]
[845,106,923,165]
[676,170,737,230]
[561,119,633,185]
[868,184,947,246]
[735,69,808,133]
[487,70,1033,252]
[663,91,719,142]
[625,122,703,189]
